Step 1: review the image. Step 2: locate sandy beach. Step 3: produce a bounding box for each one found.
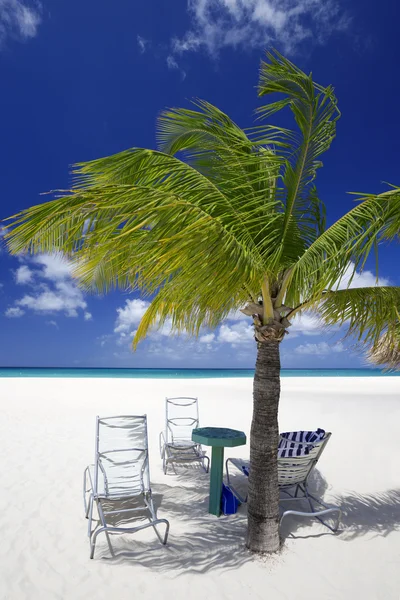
[0,376,399,600]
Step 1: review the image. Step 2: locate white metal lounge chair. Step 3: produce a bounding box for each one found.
[226,431,341,532]
[83,415,170,559]
[159,397,210,474]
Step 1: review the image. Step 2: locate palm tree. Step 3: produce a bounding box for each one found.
[5,52,400,553]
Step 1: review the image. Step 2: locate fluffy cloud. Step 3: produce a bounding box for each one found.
[295,341,344,355]
[0,226,6,254]
[114,299,150,334]
[15,264,33,284]
[5,306,24,318]
[0,0,42,47]
[33,254,74,280]
[199,333,215,343]
[171,0,349,57]
[338,263,390,289]
[7,254,91,320]
[46,320,58,328]
[137,35,149,53]
[166,54,187,80]
[290,312,324,336]
[218,321,254,345]
[16,281,87,317]
[167,55,179,70]
[225,309,250,322]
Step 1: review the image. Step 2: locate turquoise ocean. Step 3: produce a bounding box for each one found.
[0,368,399,378]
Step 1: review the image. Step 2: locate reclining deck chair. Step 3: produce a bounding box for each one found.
[226,430,341,532]
[83,415,169,559]
[159,397,210,474]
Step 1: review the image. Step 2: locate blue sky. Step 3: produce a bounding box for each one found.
[0,0,399,369]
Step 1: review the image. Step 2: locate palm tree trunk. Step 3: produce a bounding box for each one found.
[246,340,281,553]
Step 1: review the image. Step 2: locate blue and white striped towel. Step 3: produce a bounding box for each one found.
[278,428,325,458]
[239,429,326,476]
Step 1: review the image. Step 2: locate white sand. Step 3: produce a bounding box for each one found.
[0,376,399,600]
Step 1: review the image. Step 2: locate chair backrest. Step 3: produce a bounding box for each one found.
[278,432,331,488]
[165,397,199,445]
[94,415,150,498]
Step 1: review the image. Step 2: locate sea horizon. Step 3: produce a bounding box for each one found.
[0,367,399,378]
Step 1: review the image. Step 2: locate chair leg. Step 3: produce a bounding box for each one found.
[85,494,91,519]
[90,518,170,559]
[150,518,170,545]
[87,495,94,538]
[83,467,90,517]
[203,455,210,473]
[90,525,105,559]
[280,484,342,533]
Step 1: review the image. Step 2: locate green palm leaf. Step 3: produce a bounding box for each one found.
[258,50,340,261]
[286,186,400,309]
[318,286,400,346]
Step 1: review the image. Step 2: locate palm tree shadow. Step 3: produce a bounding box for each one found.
[90,464,400,569]
[334,488,400,540]
[92,466,252,573]
[277,470,400,541]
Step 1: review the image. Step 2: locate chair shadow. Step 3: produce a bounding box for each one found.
[91,466,252,573]
[89,464,400,570]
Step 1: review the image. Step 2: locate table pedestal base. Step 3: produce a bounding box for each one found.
[209,446,224,516]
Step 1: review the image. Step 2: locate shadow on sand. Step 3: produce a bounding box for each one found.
[89,464,400,571]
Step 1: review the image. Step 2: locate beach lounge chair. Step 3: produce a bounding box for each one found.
[83,415,170,559]
[226,430,341,532]
[159,397,210,474]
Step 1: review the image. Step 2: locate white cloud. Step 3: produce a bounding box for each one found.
[338,263,390,290]
[295,341,344,355]
[5,306,25,318]
[46,320,58,328]
[171,0,349,57]
[218,321,254,345]
[113,299,185,347]
[97,334,113,348]
[290,312,324,336]
[0,0,42,47]
[0,226,6,254]
[225,309,251,321]
[8,254,90,319]
[166,54,187,80]
[114,299,150,334]
[16,280,87,317]
[15,264,33,284]
[167,55,179,70]
[33,254,73,281]
[137,34,149,53]
[199,332,215,343]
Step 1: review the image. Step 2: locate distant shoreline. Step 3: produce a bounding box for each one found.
[0,367,399,378]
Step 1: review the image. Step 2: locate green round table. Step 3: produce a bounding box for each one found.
[192,427,246,516]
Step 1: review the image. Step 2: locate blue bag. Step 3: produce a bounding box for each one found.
[221,483,240,515]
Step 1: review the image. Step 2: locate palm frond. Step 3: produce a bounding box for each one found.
[258,50,340,259]
[367,330,400,370]
[319,286,400,348]
[286,186,400,308]
[6,148,277,334]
